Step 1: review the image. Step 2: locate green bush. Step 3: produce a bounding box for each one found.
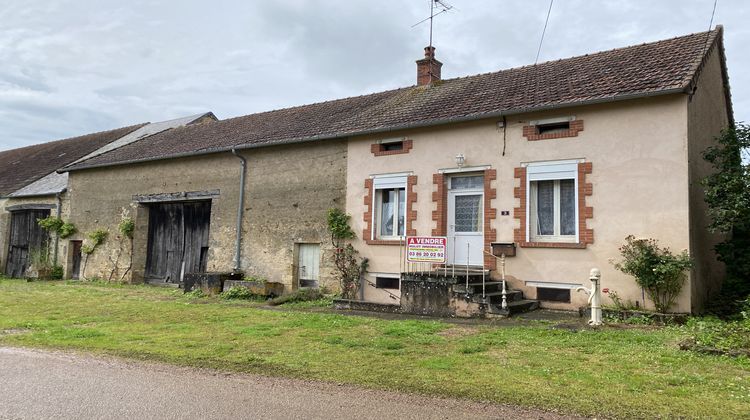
[613,236,693,313]
[268,288,324,306]
[50,265,64,280]
[118,217,135,238]
[37,216,64,232]
[37,216,77,239]
[183,289,205,298]
[685,316,750,353]
[59,222,77,239]
[243,275,267,284]
[220,286,259,300]
[88,229,108,244]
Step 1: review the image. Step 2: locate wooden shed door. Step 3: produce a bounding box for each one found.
[145,201,211,284]
[5,209,51,278]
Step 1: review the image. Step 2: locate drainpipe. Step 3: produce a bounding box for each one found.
[230,149,247,273]
[53,190,64,265]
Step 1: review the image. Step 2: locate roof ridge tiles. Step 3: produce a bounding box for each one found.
[62,27,729,172]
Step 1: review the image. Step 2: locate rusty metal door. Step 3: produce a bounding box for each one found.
[5,209,50,278]
[145,201,210,284]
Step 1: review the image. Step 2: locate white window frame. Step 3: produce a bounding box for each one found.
[523,160,581,243]
[371,174,408,240]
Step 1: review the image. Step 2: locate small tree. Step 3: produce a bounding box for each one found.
[326,208,367,299]
[613,236,693,313]
[702,123,750,303]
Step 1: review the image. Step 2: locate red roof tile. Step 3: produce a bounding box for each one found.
[66,28,727,171]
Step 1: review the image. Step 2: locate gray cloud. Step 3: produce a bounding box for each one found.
[0,0,747,151]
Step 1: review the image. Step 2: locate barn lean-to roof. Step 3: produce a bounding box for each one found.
[0,124,147,196]
[63,27,732,172]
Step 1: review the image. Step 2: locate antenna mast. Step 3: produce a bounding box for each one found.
[412,1,454,84]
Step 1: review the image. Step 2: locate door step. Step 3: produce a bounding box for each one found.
[147,281,180,289]
[488,299,540,316]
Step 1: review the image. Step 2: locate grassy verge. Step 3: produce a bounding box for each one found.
[0,279,748,418]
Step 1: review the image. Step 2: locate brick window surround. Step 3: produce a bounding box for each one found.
[432,169,497,269]
[370,139,413,156]
[363,175,417,245]
[513,162,593,248]
[523,119,584,141]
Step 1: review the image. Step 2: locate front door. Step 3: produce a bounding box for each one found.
[145,201,211,284]
[447,175,484,266]
[5,209,50,278]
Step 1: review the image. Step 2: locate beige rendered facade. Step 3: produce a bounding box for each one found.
[347,46,729,313]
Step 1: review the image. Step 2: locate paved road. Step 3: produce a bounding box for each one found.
[0,347,579,420]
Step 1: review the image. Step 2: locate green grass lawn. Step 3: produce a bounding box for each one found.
[0,279,748,419]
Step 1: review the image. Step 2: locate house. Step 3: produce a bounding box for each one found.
[0,113,216,278]
[50,26,732,314]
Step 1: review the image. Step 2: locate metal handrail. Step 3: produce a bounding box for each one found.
[482,248,508,310]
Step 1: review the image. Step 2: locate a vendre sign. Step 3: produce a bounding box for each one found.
[406,236,447,263]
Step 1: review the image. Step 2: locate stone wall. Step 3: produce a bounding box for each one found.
[65,139,347,291]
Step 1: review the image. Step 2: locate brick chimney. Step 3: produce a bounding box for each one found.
[416,46,442,86]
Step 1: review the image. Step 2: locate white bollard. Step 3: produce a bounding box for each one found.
[576,268,602,326]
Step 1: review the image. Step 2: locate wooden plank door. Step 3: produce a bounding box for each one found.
[145,201,210,284]
[5,209,50,278]
[70,240,83,280]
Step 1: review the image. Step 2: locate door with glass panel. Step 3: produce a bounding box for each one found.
[297,243,320,288]
[447,175,484,266]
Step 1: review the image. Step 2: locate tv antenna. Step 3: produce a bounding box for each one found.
[411,0,455,48]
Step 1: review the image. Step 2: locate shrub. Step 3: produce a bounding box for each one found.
[183,289,205,298]
[684,315,750,354]
[88,229,108,245]
[50,265,64,280]
[326,208,367,299]
[613,236,693,313]
[118,217,135,238]
[59,222,77,239]
[221,286,258,300]
[37,216,77,239]
[37,216,64,232]
[268,288,324,306]
[243,275,267,284]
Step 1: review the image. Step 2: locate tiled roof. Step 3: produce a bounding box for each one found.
[65,28,726,171]
[0,124,146,196]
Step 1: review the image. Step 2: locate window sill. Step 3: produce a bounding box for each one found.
[519,241,587,249]
[364,239,403,246]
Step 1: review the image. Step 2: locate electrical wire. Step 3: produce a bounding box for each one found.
[702,0,718,55]
[535,0,554,65]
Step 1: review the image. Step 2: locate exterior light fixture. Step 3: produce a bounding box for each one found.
[455,153,465,168]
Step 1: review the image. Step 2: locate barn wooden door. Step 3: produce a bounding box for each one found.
[144,201,211,284]
[5,209,51,278]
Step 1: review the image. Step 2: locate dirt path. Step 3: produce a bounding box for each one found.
[0,346,581,419]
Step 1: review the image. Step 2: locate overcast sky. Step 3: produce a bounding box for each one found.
[0,0,747,151]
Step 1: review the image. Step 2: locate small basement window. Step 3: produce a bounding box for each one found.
[381,141,404,151]
[537,287,571,303]
[375,276,400,290]
[536,121,570,135]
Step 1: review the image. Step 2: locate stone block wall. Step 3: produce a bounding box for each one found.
[65,139,347,291]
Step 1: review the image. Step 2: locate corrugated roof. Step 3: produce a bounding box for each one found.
[65,27,728,171]
[4,112,216,198]
[0,124,147,196]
